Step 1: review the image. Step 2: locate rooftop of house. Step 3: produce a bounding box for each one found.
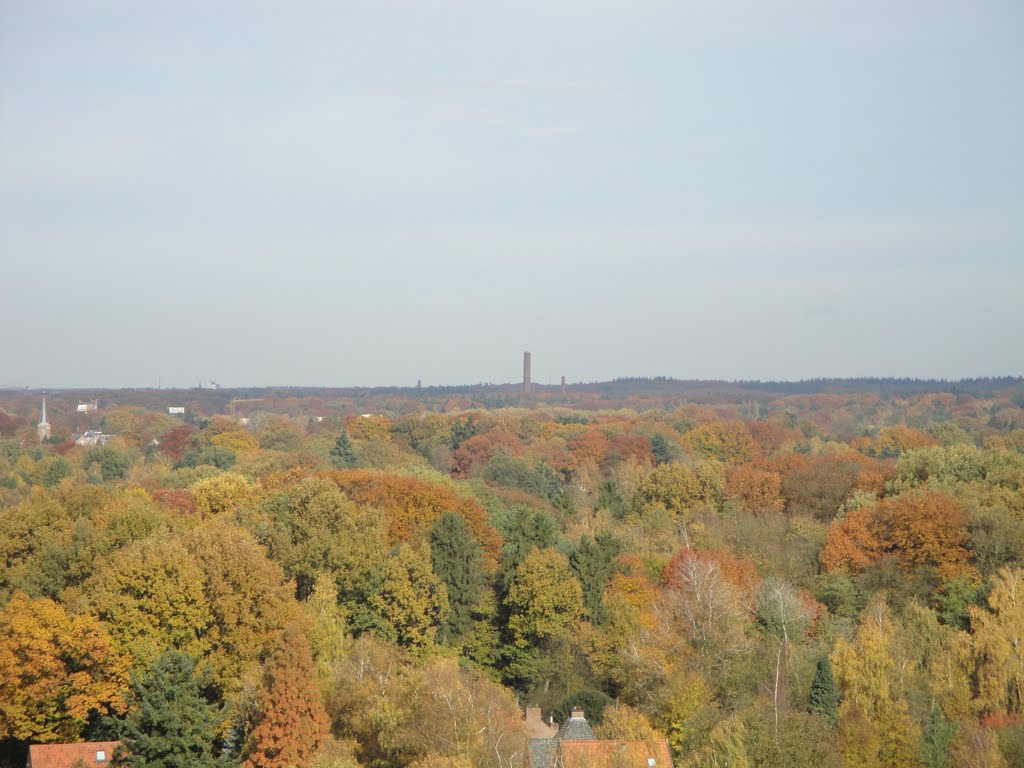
[555,707,597,741]
[526,707,673,768]
[560,738,674,768]
[27,742,122,768]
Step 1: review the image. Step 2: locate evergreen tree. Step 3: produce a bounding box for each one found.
[429,512,486,641]
[112,651,227,768]
[922,706,957,768]
[569,532,621,623]
[243,623,329,768]
[650,433,673,466]
[496,507,559,603]
[809,656,840,726]
[329,431,356,469]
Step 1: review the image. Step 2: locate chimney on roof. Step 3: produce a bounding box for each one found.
[526,706,543,726]
[571,706,585,719]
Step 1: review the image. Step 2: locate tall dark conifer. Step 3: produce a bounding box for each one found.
[112,651,227,768]
[330,431,356,469]
[809,656,840,726]
[430,512,486,641]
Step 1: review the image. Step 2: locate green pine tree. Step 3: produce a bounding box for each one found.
[112,651,228,768]
[650,434,673,466]
[809,656,840,726]
[922,705,957,768]
[329,431,356,469]
[429,512,486,642]
[569,532,621,623]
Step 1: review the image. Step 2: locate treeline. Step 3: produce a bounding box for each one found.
[1,387,1023,767]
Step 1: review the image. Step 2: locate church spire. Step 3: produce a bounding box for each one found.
[37,398,51,442]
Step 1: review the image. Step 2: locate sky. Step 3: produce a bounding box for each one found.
[1,0,1022,388]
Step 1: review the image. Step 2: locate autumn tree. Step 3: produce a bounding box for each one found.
[112,650,227,768]
[243,624,329,768]
[821,489,971,579]
[84,447,131,482]
[74,532,214,672]
[831,595,921,767]
[256,476,388,603]
[726,465,785,515]
[190,473,253,517]
[971,566,1024,715]
[181,520,298,688]
[506,548,583,649]
[0,591,128,742]
[504,548,583,686]
[369,543,450,650]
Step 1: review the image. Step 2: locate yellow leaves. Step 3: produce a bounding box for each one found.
[371,543,449,651]
[831,596,922,767]
[79,532,213,670]
[0,591,128,742]
[506,548,583,648]
[593,704,662,743]
[210,429,261,454]
[190,472,254,516]
[970,566,1024,715]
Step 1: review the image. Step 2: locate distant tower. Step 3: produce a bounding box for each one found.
[37,398,51,442]
[523,352,532,394]
[561,375,566,395]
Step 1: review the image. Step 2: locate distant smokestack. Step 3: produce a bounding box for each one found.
[523,351,532,394]
[561,375,566,395]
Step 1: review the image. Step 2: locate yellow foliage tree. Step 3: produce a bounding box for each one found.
[831,595,922,767]
[191,472,254,516]
[971,566,1024,715]
[0,592,128,741]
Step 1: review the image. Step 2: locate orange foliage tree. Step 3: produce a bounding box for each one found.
[821,489,971,578]
[244,623,329,768]
[0,592,128,741]
[328,470,501,569]
[725,465,784,514]
[450,432,522,478]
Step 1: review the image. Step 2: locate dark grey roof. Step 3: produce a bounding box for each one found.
[555,714,596,741]
[528,738,558,768]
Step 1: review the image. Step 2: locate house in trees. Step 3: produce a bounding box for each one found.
[26,742,122,768]
[527,707,673,768]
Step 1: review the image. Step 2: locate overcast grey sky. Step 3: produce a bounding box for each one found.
[2,0,1022,388]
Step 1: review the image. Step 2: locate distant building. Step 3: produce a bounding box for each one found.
[76,400,99,413]
[75,431,113,447]
[527,707,673,768]
[37,398,51,442]
[26,742,122,768]
[168,407,186,415]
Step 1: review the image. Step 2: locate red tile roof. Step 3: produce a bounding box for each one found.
[560,739,674,768]
[27,742,122,768]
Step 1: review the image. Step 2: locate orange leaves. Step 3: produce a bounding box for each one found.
[820,507,882,574]
[725,465,784,514]
[874,426,939,457]
[450,431,522,478]
[329,470,502,569]
[820,489,972,578]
